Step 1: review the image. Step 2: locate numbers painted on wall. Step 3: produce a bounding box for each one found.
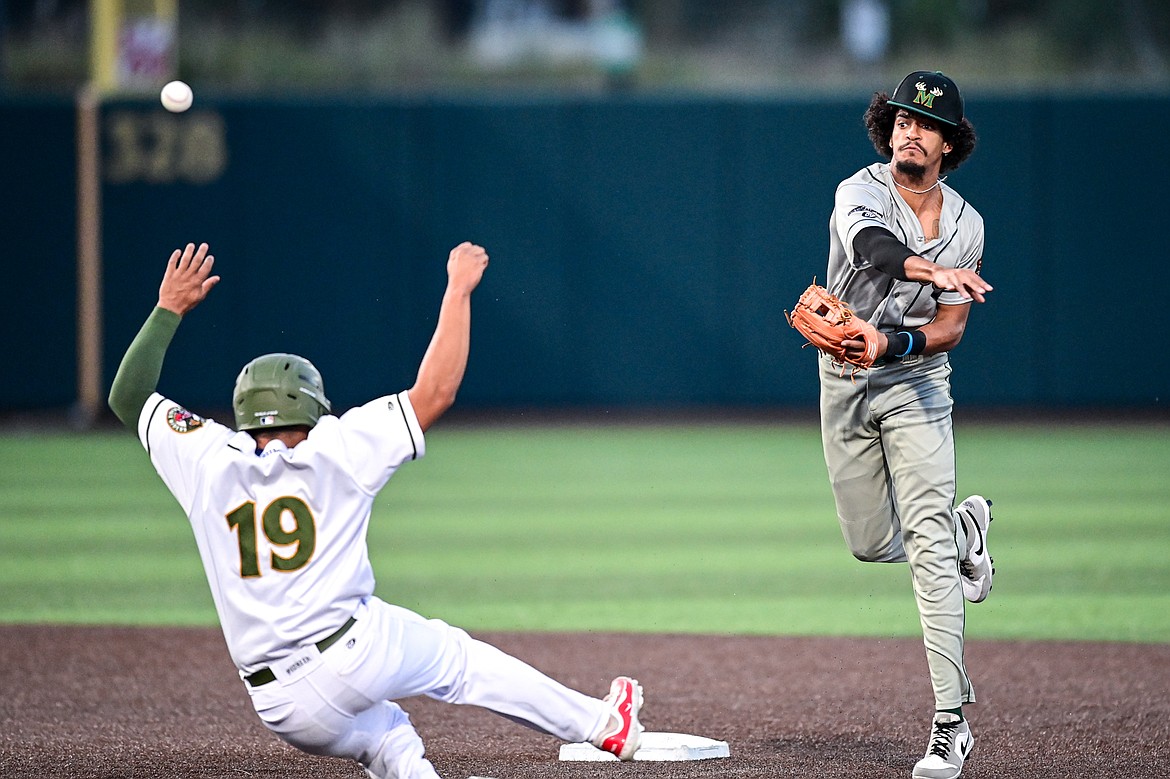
[104,110,228,184]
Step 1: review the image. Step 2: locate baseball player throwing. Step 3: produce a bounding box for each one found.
[814,71,995,779]
[108,241,644,779]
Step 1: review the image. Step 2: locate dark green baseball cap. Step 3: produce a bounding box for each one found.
[888,71,963,126]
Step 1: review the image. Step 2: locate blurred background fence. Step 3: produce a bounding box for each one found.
[2,1,1168,420]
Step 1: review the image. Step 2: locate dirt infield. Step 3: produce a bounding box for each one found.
[2,625,1167,779]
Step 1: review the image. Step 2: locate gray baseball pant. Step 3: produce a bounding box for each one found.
[818,352,974,710]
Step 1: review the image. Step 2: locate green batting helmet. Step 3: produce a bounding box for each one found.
[233,353,332,431]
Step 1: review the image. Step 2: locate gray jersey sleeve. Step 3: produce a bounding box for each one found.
[833,179,895,270]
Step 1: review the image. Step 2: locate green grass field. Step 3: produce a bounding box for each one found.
[2,422,1167,642]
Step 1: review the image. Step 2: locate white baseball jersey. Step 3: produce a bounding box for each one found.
[828,162,985,327]
[133,390,425,673]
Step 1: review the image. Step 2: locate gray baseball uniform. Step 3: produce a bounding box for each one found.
[821,161,985,710]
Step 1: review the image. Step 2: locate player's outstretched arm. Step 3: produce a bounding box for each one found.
[409,242,489,432]
[108,243,221,427]
[903,256,992,303]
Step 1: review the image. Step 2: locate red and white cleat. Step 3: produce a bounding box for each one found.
[592,676,644,760]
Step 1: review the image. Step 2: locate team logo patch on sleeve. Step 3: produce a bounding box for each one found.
[848,205,882,220]
[166,406,205,433]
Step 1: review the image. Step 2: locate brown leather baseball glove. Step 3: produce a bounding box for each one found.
[785,283,882,370]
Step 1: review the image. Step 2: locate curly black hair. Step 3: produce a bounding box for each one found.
[864,91,977,174]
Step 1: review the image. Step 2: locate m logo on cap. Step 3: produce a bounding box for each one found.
[913,82,944,110]
[889,70,963,127]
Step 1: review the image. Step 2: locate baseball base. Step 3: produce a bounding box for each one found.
[559,731,730,761]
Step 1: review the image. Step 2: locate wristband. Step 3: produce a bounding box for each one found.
[883,330,927,359]
[883,331,911,359]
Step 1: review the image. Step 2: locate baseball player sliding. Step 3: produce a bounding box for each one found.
[795,71,996,779]
[108,241,644,779]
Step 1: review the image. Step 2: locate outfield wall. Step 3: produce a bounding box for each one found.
[4,93,1167,415]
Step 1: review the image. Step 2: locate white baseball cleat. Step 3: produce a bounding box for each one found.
[591,676,644,760]
[956,495,994,603]
[912,712,974,779]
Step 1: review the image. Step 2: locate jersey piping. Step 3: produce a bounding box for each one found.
[143,395,168,459]
[394,391,418,460]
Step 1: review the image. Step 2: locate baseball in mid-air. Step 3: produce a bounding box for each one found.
[161,80,193,113]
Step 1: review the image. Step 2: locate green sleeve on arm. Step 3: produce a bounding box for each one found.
[108,307,182,427]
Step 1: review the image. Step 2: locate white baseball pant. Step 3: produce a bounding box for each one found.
[245,596,611,779]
